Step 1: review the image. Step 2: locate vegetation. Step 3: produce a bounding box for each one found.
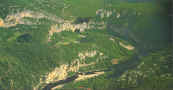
[62,47,173,90]
[0,0,172,90]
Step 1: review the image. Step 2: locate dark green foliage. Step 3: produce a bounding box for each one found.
[74,29,80,33]
[74,17,91,24]
[17,33,32,43]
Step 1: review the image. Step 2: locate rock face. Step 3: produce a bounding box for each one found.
[0,10,46,27]
[34,50,104,90]
[78,50,97,60]
[45,65,68,83]
[0,10,63,28]
[68,60,80,72]
[0,18,4,27]
[48,13,107,41]
[48,22,90,37]
[119,42,135,50]
[75,71,105,81]
[48,20,105,41]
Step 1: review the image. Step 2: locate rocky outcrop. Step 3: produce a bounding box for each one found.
[75,71,105,81]
[78,50,97,60]
[48,22,90,39]
[0,10,46,28]
[34,50,104,90]
[42,70,105,90]
[0,10,64,28]
[45,65,68,83]
[48,21,105,41]
[119,42,135,50]
[0,18,4,27]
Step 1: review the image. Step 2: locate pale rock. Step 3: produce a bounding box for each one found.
[119,42,135,50]
[0,18,4,27]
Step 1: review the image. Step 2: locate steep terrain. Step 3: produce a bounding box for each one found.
[0,0,172,90]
